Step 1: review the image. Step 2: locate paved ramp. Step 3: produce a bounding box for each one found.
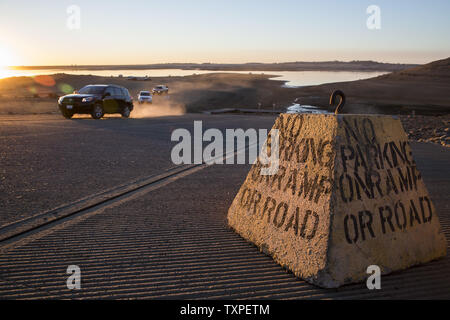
[0,115,449,299]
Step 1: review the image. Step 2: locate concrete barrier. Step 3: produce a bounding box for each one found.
[227,114,447,288]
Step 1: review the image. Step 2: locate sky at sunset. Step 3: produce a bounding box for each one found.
[0,0,449,66]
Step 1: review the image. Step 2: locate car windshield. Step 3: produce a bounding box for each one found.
[140,92,150,96]
[78,86,106,94]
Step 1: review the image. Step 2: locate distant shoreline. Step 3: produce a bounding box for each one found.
[9,61,418,73]
[1,57,448,116]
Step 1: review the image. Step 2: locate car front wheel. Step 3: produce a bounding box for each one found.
[91,103,104,119]
[61,109,73,119]
[121,106,131,118]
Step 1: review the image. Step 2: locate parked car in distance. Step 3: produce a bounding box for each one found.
[58,84,133,119]
[138,91,153,104]
[152,85,169,95]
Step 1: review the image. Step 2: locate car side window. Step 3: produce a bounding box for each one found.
[121,88,129,98]
[113,87,122,96]
[104,87,114,96]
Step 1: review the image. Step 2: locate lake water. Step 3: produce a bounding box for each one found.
[0,67,388,87]
[286,104,332,114]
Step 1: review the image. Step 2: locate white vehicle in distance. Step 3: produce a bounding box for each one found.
[152,85,169,95]
[138,91,153,104]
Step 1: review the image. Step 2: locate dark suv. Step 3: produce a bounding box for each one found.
[58,84,134,119]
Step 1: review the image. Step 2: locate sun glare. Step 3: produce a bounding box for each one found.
[0,46,19,78]
[0,46,17,68]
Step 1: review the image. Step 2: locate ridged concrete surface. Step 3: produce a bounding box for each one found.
[0,143,449,299]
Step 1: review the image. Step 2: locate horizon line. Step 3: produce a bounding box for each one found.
[6,59,422,69]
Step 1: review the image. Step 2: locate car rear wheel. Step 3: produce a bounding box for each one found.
[91,103,104,119]
[121,106,131,118]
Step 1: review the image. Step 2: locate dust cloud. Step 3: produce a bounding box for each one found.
[130,98,185,118]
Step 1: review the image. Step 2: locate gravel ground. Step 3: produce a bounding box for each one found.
[400,114,450,147]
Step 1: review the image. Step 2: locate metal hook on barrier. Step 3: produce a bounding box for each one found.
[330,90,346,115]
